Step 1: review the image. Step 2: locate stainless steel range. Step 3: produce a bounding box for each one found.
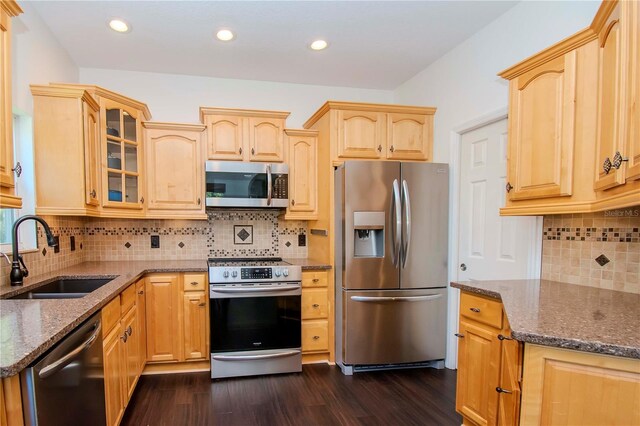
[208,257,302,379]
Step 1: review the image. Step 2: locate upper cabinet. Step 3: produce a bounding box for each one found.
[31,85,102,216]
[285,129,318,220]
[506,51,577,201]
[500,0,640,215]
[304,101,435,163]
[200,107,290,163]
[0,1,22,209]
[143,122,206,219]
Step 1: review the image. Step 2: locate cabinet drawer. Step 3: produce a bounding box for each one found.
[302,288,328,320]
[183,273,206,292]
[302,271,328,288]
[120,283,136,313]
[302,320,329,352]
[102,297,121,336]
[460,292,503,329]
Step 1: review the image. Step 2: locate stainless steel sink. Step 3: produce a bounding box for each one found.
[7,278,114,299]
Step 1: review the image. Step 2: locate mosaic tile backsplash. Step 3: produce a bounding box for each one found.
[541,208,640,294]
[1,211,307,286]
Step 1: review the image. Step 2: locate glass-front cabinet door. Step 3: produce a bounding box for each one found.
[102,100,144,209]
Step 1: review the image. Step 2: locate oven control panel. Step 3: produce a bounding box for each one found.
[241,267,272,280]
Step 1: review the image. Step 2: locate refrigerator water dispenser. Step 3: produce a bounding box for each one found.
[353,211,385,258]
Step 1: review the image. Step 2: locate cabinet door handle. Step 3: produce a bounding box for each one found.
[498,334,513,341]
[505,182,513,193]
[239,147,243,155]
[251,148,255,155]
[603,157,612,174]
[121,332,128,343]
[377,145,382,152]
[199,302,206,307]
[313,336,320,340]
[469,307,481,313]
[90,189,97,198]
[312,303,320,308]
[138,290,144,295]
[140,197,145,204]
[126,326,132,336]
[454,333,465,338]
[197,197,201,205]
[612,151,628,170]
[389,145,395,153]
[12,162,22,177]
[496,387,513,394]
[291,199,295,206]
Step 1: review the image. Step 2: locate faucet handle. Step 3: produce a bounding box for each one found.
[17,255,29,278]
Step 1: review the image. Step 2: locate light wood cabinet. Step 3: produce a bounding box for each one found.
[143,122,206,218]
[31,86,102,216]
[336,110,386,159]
[506,51,577,201]
[301,271,331,359]
[145,274,181,363]
[0,1,22,209]
[200,107,290,163]
[101,281,144,426]
[183,292,208,360]
[0,375,24,426]
[387,112,432,161]
[626,0,640,182]
[302,320,329,352]
[301,287,328,320]
[456,292,523,426]
[145,272,208,365]
[285,129,318,220]
[520,344,640,425]
[135,280,147,373]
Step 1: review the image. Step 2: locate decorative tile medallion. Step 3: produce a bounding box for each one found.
[234,225,253,245]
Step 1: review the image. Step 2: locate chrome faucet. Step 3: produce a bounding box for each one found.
[10,215,58,286]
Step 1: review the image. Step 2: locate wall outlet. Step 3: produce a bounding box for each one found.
[151,235,160,249]
[70,236,76,252]
[298,234,306,247]
[53,236,60,253]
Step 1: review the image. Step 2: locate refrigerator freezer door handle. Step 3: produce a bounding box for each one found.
[350,294,443,302]
[390,179,401,267]
[402,179,411,268]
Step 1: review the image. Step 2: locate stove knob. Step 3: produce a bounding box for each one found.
[231,270,238,278]
[282,269,289,277]
[274,269,282,277]
[223,271,230,278]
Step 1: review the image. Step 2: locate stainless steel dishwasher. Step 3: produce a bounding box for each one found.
[20,312,105,426]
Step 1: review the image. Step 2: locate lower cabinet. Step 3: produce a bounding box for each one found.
[301,271,330,360]
[145,272,209,364]
[456,292,522,426]
[102,280,144,426]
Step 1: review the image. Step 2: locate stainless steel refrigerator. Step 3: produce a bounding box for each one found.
[335,161,449,375]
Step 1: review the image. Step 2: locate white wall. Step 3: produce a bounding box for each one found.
[79,68,393,127]
[394,0,600,163]
[11,2,79,115]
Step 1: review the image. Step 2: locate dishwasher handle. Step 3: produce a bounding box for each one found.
[38,321,102,379]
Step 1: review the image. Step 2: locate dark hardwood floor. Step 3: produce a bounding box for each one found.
[121,364,461,426]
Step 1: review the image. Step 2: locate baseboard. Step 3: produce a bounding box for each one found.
[142,360,210,375]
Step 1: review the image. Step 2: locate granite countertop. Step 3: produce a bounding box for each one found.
[451,279,640,359]
[0,258,330,378]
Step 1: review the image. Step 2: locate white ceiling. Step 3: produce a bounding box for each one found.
[30,1,518,90]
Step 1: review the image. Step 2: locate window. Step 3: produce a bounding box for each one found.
[0,113,37,253]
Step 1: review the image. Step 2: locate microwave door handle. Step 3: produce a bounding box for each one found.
[266,164,272,206]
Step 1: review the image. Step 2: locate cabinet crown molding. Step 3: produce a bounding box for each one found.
[142,121,206,132]
[199,106,290,123]
[303,101,437,129]
[48,83,152,120]
[284,128,319,137]
[0,0,22,16]
[30,85,100,110]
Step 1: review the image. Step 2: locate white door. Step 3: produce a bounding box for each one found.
[458,118,540,281]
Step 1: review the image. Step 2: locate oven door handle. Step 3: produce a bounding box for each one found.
[210,285,301,293]
[212,350,301,361]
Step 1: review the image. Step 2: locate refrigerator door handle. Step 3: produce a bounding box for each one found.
[390,179,402,267]
[350,294,443,302]
[401,179,411,268]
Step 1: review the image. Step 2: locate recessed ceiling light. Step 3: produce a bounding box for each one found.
[310,40,328,51]
[216,29,234,41]
[108,19,130,33]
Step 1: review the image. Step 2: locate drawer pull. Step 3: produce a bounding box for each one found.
[312,304,320,308]
[454,333,465,338]
[190,281,199,286]
[312,278,320,283]
[496,387,513,394]
[313,336,320,340]
[138,290,144,295]
[199,302,206,307]
[469,307,481,313]
[498,334,513,341]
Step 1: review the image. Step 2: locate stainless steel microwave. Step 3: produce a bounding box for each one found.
[205,161,289,208]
